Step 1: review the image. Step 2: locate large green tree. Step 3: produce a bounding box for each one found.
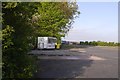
[2,2,79,78]
[2,2,39,78]
[33,2,80,44]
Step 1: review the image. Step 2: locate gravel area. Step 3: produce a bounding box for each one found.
[31,46,118,78]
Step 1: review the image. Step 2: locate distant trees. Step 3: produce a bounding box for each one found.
[80,41,119,46]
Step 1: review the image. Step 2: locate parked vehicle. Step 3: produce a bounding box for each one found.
[37,37,57,49]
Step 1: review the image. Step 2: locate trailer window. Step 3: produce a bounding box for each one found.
[48,38,57,43]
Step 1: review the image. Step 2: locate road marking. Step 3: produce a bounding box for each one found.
[78,51,86,52]
[88,55,106,60]
[69,48,86,53]
[37,56,89,60]
[70,48,85,51]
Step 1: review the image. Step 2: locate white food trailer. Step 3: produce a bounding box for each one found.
[37,37,57,49]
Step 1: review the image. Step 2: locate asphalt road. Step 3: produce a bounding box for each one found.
[31,46,118,78]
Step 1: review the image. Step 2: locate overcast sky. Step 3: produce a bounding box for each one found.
[62,2,118,42]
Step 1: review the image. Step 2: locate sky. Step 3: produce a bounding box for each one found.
[62,2,118,42]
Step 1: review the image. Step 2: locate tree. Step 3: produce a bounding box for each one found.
[33,2,80,44]
[85,41,89,45]
[2,2,38,78]
[80,41,84,45]
[2,2,80,78]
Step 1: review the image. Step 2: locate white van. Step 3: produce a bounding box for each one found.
[37,37,57,49]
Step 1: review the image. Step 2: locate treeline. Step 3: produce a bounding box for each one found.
[80,41,119,46]
[2,2,79,78]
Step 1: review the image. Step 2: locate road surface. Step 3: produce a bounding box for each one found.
[30,46,118,78]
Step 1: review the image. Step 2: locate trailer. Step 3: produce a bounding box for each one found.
[37,37,57,49]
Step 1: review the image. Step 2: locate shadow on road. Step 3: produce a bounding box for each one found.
[32,44,94,78]
[33,59,93,78]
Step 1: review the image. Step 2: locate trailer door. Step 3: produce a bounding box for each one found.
[38,37,44,49]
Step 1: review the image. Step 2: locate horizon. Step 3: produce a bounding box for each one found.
[61,39,119,43]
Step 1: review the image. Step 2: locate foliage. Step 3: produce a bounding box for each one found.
[2,2,38,78]
[80,41,119,46]
[33,2,79,44]
[2,2,79,78]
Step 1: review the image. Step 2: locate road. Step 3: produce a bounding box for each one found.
[30,46,118,78]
